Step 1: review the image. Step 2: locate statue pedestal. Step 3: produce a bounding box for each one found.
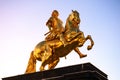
[2,63,108,80]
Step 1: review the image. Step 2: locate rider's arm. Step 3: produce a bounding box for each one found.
[46,17,53,31]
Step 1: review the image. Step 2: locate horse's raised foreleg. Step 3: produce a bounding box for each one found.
[74,47,87,58]
[85,35,94,50]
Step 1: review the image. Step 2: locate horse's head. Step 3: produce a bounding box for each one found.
[68,10,80,26]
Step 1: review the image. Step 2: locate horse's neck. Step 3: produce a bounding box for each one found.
[65,19,80,33]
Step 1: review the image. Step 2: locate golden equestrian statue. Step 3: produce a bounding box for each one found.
[25,10,94,74]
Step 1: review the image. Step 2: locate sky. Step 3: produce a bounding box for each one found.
[0,0,120,80]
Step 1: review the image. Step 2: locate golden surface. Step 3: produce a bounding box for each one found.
[25,10,94,73]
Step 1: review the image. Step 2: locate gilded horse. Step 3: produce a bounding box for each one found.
[25,10,94,73]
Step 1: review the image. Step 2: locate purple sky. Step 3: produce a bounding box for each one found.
[0,0,120,80]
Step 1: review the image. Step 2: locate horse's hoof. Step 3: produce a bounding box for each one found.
[80,54,87,58]
[87,45,92,50]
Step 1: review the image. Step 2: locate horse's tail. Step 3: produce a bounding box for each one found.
[25,51,36,74]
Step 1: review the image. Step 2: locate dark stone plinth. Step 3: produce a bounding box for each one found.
[2,62,108,80]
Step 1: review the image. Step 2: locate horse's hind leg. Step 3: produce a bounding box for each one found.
[40,63,45,71]
[40,56,51,71]
[40,60,47,71]
[40,47,53,71]
[48,58,60,70]
[86,35,94,50]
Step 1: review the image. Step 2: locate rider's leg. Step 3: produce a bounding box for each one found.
[60,34,68,46]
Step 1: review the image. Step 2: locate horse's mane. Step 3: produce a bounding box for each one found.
[65,14,72,32]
